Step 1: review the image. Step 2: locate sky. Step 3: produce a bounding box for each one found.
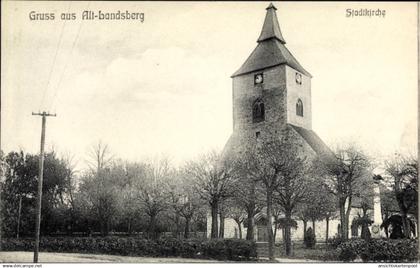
[1,1,418,170]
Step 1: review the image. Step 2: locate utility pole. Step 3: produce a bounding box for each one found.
[0,154,5,251]
[32,111,56,263]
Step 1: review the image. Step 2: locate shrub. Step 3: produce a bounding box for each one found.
[1,237,257,261]
[324,238,418,262]
[304,227,316,249]
[360,239,417,262]
[336,239,366,262]
[326,236,343,249]
[204,239,257,261]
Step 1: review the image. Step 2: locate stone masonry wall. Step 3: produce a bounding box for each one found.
[232,65,287,135]
[285,65,312,129]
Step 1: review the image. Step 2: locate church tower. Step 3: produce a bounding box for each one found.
[232,3,311,138]
[224,3,330,158]
[218,3,333,240]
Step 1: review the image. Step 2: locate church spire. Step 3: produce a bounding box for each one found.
[257,3,286,44]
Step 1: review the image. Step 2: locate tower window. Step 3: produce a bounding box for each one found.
[252,99,265,123]
[296,99,303,117]
[256,131,261,139]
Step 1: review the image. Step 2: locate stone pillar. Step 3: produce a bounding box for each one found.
[371,180,384,238]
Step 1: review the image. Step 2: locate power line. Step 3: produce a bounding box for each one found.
[49,1,91,112]
[39,2,72,110]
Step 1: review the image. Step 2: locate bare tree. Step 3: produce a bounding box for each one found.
[272,203,283,243]
[78,168,120,236]
[61,152,79,234]
[296,203,311,242]
[185,151,236,239]
[273,154,308,255]
[231,153,264,240]
[168,170,205,239]
[119,162,147,234]
[87,141,113,173]
[243,135,308,259]
[218,201,228,238]
[137,157,172,239]
[227,205,246,239]
[385,154,418,238]
[80,141,117,236]
[321,194,338,242]
[299,178,338,242]
[167,178,183,238]
[314,145,371,240]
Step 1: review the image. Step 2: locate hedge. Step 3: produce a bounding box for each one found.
[324,238,418,262]
[1,237,257,261]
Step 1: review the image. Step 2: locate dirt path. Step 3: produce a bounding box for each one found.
[0,251,220,263]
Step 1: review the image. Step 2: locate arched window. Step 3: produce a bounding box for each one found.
[252,99,265,123]
[296,99,303,117]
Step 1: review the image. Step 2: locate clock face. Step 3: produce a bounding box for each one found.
[295,73,302,85]
[254,73,263,84]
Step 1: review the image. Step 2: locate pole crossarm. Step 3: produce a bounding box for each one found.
[32,112,57,117]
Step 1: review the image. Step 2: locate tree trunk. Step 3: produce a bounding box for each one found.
[175,213,180,238]
[16,196,22,239]
[325,216,330,243]
[184,217,191,239]
[282,228,285,243]
[383,211,389,238]
[344,196,352,240]
[246,212,255,240]
[235,220,243,239]
[127,217,132,235]
[395,185,412,238]
[68,209,74,236]
[106,219,110,236]
[273,222,277,244]
[312,220,316,235]
[284,209,292,256]
[401,212,411,238]
[266,192,274,261]
[339,198,348,240]
[219,210,225,238]
[100,219,107,237]
[303,220,307,241]
[210,201,219,239]
[149,214,157,239]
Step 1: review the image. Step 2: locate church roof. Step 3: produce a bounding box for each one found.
[232,39,311,77]
[289,124,333,158]
[232,4,311,78]
[257,3,286,44]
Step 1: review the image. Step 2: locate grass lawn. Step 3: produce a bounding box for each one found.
[274,243,328,261]
[256,242,327,262]
[0,251,221,263]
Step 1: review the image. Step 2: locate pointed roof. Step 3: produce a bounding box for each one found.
[232,3,312,78]
[232,38,311,77]
[257,3,286,44]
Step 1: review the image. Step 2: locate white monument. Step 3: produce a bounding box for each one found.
[371,175,385,238]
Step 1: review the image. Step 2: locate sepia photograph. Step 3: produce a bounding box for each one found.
[0,1,418,265]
